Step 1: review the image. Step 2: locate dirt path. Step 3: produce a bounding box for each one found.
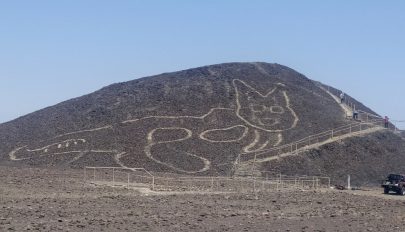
[318,85,353,117]
[339,188,405,201]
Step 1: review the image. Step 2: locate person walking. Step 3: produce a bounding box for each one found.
[353,109,359,120]
[340,92,345,104]
[384,116,389,128]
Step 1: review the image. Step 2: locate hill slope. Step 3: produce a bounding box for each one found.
[0,62,403,181]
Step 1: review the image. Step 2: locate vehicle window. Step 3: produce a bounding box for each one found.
[388,174,401,181]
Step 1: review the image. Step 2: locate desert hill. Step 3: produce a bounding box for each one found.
[0,62,404,183]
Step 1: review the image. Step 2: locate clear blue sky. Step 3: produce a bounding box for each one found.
[1,1,404,128]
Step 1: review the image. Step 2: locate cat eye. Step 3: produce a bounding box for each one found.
[250,104,266,112]
[270,106,285,114]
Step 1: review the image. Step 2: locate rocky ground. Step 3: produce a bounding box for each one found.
[1,166,405,231]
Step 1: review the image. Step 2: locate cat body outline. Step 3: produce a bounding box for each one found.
[9,79,299,174]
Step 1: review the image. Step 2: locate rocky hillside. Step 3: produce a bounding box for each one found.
[0,62,403,183]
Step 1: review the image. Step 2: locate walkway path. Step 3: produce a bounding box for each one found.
[318,85,353,117]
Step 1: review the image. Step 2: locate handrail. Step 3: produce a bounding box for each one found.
[243,109,387,162]
[237,120,383,166]
[241,122,372,159]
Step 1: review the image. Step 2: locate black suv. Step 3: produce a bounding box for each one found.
[382,174,405,195]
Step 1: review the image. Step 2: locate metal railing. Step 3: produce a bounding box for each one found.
[237,120,383,166]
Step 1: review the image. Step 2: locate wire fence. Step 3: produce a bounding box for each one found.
[84,166,155,190]
[83,166,330,193]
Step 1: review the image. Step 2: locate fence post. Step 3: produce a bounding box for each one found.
[112,168,115,186]
[253,177,256,193]
[261,179,265,191]
[251,155,257,177]
[127,173,130,189]
[331,130,334,138]
[312,176,315,189]
[152,176,155,191]
[211,177,214,191]
[84,167,87,183]
[93,168,95,182]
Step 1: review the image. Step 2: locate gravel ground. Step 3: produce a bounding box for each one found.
[1,166,405,231]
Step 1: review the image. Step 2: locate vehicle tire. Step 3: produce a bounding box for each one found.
[384,187,389,194]
[398,188,405,195]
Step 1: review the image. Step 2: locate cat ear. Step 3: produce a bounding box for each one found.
[275,82,286,88]
[233,79,288,99]
[233,79,261,99]
[261,83,288,98]
[272,85,289,106]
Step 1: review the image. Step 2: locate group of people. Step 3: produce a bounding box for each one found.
[340,92,359,120]
[339,92,389,128]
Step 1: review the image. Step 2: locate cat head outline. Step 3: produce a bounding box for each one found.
[233,79,298,132]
